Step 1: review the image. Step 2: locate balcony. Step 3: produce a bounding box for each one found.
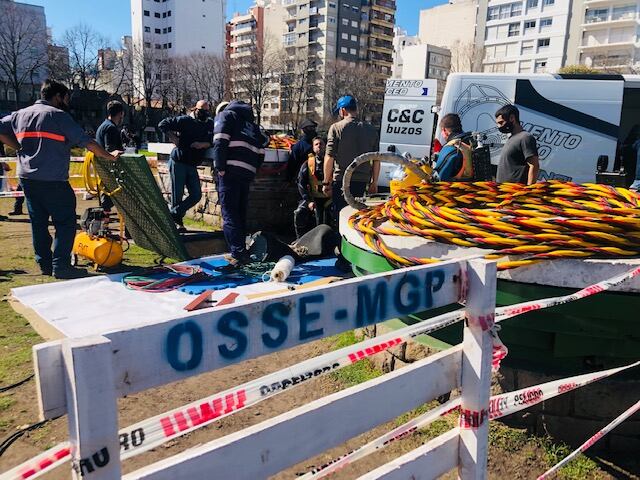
[370,16,394,28]
[232,25,254,35]
[369,27,393,40]
[583,13,637,27]
[230,37,254,48]
[230,50,253,59]
[580,39,636,49]
[372,0,396,14]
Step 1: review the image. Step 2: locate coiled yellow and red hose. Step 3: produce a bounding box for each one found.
[348,181,640,270]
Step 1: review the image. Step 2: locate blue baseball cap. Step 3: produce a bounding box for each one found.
[333,95,357,115]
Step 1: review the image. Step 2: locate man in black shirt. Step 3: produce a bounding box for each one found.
[158,100,214,231]
[95,101,125,211]
[495,104,539,185]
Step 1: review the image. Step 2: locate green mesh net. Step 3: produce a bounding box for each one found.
[94,154,190,261]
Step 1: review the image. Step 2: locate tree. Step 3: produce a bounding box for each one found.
[278,49,314,132]
[557,64,602,74]
[0,1,48,108]
[230,35,284,126]
[62,23,109,90]
[181,52,229,107]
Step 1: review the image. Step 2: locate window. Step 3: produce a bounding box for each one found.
[343,3,349,8]
[341,32,348,39]
[328,16,336,23]
[155,12,161,18]
[168,42,172,48]
[163,43,167,49]
[144,26,151,32]
[543,0,554,5]
[144,41,151,48]
[488,2,522,20]
[521,43,533,54]
[327,30,335,37]
[351,20,358,27]
[612,5,636,20]
[329,2,336,7]
[168,10,171,16]
[524,20,536,31]
[540,18,552,27]
[144,10,150,16]
[351,34,357,41]
[162,12,166,17]
[168,26,172,32]
[508,22,520,36]
[342,18,349,25]
[527,0,538,7]
[155,28,161,34]
[340,46,348,53]
[534,59,547,72]
[538,38,550,48]
[585,8,607,23]
[327,44,334,52]
[299,18,307,24]
[352,6,359,12]
[350,47,356,54]
[155,43,161,49]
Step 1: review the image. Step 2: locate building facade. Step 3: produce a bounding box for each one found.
[130,0,226,98]
[392,27,420,78]
[418,0,478,49]
[474,0,573,73]
[566,0,640,71]
[393,43,451,99]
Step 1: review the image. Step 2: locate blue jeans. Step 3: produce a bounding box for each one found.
[217,174,251,259]
[169,159,202,219]
[21,179,77,273]
[332,180,367,221]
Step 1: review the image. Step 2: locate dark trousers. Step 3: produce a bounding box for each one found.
[169,159,202,219]
[332,180,367,221]
[217,174,251,259]
[21,179,77,273]
[13,184,24,212]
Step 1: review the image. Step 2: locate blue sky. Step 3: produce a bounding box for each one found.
[26,0,446,46]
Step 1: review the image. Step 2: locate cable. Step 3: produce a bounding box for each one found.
[349,181,640,270]
[0,374,34,393]
[0,420,48,458]
[122,264,210,293]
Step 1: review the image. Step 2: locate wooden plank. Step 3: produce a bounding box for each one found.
[33,341,65,420]
[102,261,462,397]
[124,346,462,480]
[458,260,496,480]
[358,428,460,480]
[8,296,64,341]
[64,336,120,479]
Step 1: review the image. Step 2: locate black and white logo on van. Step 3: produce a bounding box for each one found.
[521,123,582,160]
[385,108,424,136]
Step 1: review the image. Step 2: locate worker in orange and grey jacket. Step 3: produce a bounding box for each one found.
[0,80,119,279]
[295,136,332,237]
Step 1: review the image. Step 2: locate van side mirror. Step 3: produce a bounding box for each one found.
[596,155,608,172]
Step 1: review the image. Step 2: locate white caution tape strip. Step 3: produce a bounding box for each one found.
[0,309,466,480]
[0,188,88,198]
[495,265,640,321]
[537,399,640,480]
[300,360,640,479]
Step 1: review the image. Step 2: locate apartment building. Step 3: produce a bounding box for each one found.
[566,0,640,71]
[392,27,420,77]
[130,0,225,97]
[392,43,451,99]
[475,0,572,73]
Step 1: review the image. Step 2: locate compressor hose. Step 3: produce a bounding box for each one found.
[348,180,640,271]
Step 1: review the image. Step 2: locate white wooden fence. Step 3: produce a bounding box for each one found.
[32,258,496,479]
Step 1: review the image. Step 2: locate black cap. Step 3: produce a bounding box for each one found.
[299,119,318,130]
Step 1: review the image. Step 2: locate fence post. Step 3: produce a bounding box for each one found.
[63,335,120,479]
[458,259,497,480]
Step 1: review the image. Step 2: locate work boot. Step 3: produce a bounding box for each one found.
[8,208,23,216]
[53,266,89,280]
[171,212,186,232]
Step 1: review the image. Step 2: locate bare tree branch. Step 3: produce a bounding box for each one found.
[62,23,110,90]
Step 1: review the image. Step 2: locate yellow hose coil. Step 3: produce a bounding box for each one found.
[82,152,121,197]
[348,181,640,271]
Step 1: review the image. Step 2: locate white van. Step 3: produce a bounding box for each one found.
[436,73,640,185]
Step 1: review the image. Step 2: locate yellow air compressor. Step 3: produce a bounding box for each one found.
[72,208,124,269]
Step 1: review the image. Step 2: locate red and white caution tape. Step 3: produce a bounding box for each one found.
[537,399,640,480]
[1,309,466,480]
[300,360,640,479]
[0,188,88,198]
[496,265,640,322]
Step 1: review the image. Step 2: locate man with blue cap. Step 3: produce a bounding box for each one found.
[322,95,379,220]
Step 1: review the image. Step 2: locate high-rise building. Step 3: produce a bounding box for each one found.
[130,0,226,99]
[566,1,639,72]
[418,0,478,50]
[392,43,451,99]
[0,0,48,110]
[474,0,572,73]
[391,27,420,78]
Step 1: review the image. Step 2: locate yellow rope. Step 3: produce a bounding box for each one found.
[348,181,640,270]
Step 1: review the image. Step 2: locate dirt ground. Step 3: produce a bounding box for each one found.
[0,197,637,479]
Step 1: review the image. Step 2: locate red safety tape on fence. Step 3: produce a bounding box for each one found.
[537,399,640,479]
[299,360,640,479]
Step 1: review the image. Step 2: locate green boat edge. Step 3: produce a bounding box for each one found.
[341,237,640,378]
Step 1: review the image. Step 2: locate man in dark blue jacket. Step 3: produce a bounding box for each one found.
[158,100,214,230]
[211,100,269,266]
[287,118,317,181]
[95,100,125,212]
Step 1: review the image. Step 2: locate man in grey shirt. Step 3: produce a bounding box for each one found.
[494,104,539,185]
